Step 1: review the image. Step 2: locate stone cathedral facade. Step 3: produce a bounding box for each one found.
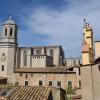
[0,16,80,91]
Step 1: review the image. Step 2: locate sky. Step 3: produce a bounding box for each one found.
[0,0,100,57]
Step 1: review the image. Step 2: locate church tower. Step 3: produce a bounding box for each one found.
[0,16,18,84]
[82,19,94,65]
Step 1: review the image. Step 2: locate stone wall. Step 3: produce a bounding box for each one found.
[15,72,77,90]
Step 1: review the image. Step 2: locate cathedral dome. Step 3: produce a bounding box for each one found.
[3,16,16,25]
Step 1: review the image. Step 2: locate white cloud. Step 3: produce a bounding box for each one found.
[20,0,100,57]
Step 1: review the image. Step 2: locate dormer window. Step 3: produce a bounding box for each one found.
[10,28,13,36]
[5,28,7,36]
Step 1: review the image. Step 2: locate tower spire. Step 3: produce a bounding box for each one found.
[9,14,12,20]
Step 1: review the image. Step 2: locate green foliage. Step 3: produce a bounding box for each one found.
[67,84,72,94]
[66,84,73,100]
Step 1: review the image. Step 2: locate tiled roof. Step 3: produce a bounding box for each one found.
[15,67,75,73]
[0,86,52,100]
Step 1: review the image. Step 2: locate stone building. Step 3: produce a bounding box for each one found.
[81,20,100,100]
[17,45,64,68]
[64,57,81,67]
[0,16,80,94]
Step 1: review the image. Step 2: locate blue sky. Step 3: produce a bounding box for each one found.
[0,0,100,57]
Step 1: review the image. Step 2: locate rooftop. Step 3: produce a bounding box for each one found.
[3,16,16,25]
[0,86,52,100]
[15,67,76,73]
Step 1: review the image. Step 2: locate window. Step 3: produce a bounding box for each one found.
[69,68,73,71]
[49,81,52,86]
[50,49,53,57]
[10,28,13,36]
[5,28,7,36]
[73,60,76,66]
[2,53,5,56]
[79,81,81,88]
[25,81,28,86]
[57,81,61,87]
[23,51,27,66]
[68,81,72,89]
[20,73,22,77]
[1,53,6,62]
[31,73,33,77]
[44,47,46,54]
[2,65,4,71]
[39,81,42,86]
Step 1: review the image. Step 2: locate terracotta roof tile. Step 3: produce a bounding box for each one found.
[0,86,52,100]
[15,67,74,73]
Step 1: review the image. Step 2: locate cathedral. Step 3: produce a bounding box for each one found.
[1,15,100,100]
[0,16,80,93]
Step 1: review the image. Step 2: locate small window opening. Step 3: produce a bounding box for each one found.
[5,28,7,36]
[39,81,42,86]
[49,81,52,86]
[10,28,13,36]
[57,81,61,87]
[25,81,28,86]
[2,65,4,71]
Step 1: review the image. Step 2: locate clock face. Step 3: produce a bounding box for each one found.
[1,53,6,62]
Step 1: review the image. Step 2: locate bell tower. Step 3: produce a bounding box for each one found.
[82,19,94,65]
[0,15,18,84]
[0,15,18,43]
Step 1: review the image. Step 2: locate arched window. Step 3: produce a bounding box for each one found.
[23,51,27,66]
[5,28,7,36]
[50,49,53,57]
[1,53,6,62]
[10,28,13,36]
